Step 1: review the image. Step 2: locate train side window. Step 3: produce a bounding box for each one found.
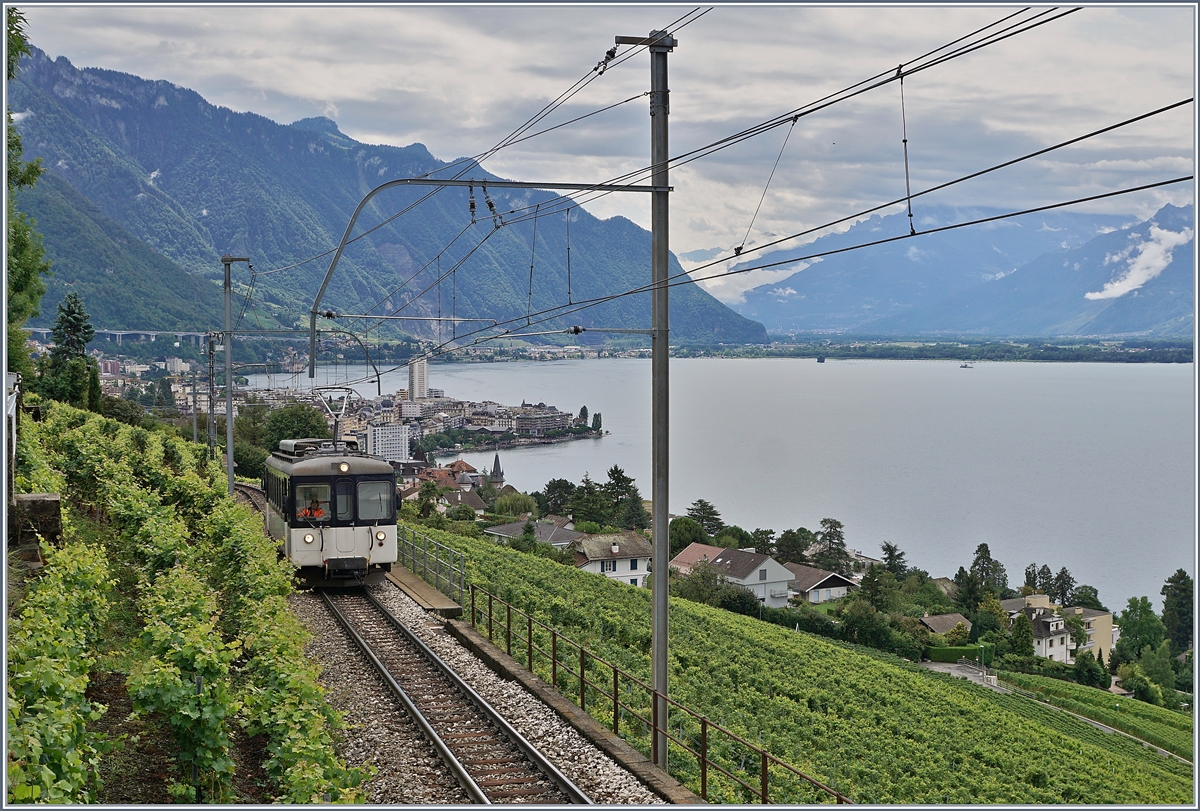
[295,483,330,521]
[336,480,354,521]
[358,480,394,521]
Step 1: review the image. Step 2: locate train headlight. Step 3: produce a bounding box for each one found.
[338,462,350,473]
[304,533,315,544]
[376,530,386,541]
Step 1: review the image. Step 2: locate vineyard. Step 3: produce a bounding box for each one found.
[414,523,1194,804]
[999,671,1193,761]
[7,402,366,803]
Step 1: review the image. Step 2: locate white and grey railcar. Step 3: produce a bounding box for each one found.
[262,438,397,585]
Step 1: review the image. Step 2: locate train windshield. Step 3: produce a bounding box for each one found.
[295,483,331,522]
[357,480,394,521]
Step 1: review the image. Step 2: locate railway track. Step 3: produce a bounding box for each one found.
[233,481,268,517]
[320,588,593,805]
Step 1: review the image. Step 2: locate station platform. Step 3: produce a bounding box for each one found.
[385,566,463,619]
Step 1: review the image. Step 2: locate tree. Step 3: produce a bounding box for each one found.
[977,592,1007,630]
[6,8,50,379]
[714,584,761,617]
[970,543,1008,595]
[668,516,706,558]
[672,560,725,605]
[1139,640,1177,699]
[812,518,851,576]
[858,565,901,614]
[1036,564,1054,596]
[155,378,177,413]
[750,528,776,556]
[686,499,724,536]
[615,491,650,530]
[264,402,330,450]
[1071,584,1107,612]
[86,364,102,414]
[578,405,588,423]
[100,395,145,426]
[232,441,268,479]
[590,412,602,432]
[234,393,270,448]
[445,504,477,522]
[36,293,98,408]
[494,491,537,517]
[1112,596,1167,666]
[953,566,984,615]
[1160,569,1193,654]
[1073,651,1110,689]
[569,474,610,525]
[601,465,637,516]
[880,541,908,579]
[1051,567,1076,606]
[775,527,814,565]
[539,478,576,515]
[714,524,753,548]
[416,480,441,518]
[944,621,970,646]
[1024,563,1039,591]
[1117,663,1162,706]
[1010,613,1035,656]
[476,477,499,511]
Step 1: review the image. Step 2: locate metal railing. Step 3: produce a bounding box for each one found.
[469,584,852,804]
[397,525,466,604]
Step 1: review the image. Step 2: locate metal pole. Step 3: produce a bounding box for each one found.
[207,334,216,459]
[191,369,198,443]
[620,27,677,770]
[221,256,248,495]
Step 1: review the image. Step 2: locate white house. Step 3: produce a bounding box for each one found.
[574,532,653,587]
[783,563,856,604]
[669,542,792,607]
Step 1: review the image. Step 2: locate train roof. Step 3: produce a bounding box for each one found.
[266,439,395,476]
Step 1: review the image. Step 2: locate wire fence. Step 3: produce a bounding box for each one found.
[468,584,852,804]
[397,525,466,604]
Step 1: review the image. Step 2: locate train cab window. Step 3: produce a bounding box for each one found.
[336,481,354,521]
[295,484,331,522]
[358,480,394,521]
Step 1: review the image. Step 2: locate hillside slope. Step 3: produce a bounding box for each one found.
[416,524,1193,804]
[16,171,225,331]
[10,47,765,344]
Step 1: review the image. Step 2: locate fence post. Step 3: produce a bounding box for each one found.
[580,647,586,711]
[470,585,476,626]
[761,750,768,804]
[488,593,493,640]
[527,615,533,671]
[700,717,708,800]
[551,631,558,688]
[613,667,620,735]
[435,543,441,594]
[506,603,512,656]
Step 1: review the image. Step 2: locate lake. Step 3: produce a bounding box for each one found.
[248,358,1195,611]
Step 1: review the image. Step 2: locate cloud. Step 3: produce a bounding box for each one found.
[19,5,1195,259]
[771,287,798,297]
[1085,224,1193,299]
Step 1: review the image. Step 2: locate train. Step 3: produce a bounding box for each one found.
[262,437,398,586]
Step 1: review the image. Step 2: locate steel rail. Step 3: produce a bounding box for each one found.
[359,588,593,804]
[319,590,492,804]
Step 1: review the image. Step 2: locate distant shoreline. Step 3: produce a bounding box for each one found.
[429,431,603,460]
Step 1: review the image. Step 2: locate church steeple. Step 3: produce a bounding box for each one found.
[490,453,504,487]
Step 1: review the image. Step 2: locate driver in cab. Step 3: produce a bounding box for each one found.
[299,497,325,519]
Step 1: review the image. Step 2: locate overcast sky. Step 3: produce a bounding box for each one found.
[19,3,1197,302]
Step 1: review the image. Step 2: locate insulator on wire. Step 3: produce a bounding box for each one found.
[468,186,477,223]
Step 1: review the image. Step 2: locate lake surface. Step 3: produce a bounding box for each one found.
[249,358,1195,611]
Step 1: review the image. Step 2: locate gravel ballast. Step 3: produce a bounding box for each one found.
[290,584,664,804]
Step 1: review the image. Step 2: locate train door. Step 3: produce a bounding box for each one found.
[334,479,356,553]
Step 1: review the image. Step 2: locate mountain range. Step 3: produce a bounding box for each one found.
[10,45,1193,342]
[732,202,1193,337]
[9,46,765,344]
